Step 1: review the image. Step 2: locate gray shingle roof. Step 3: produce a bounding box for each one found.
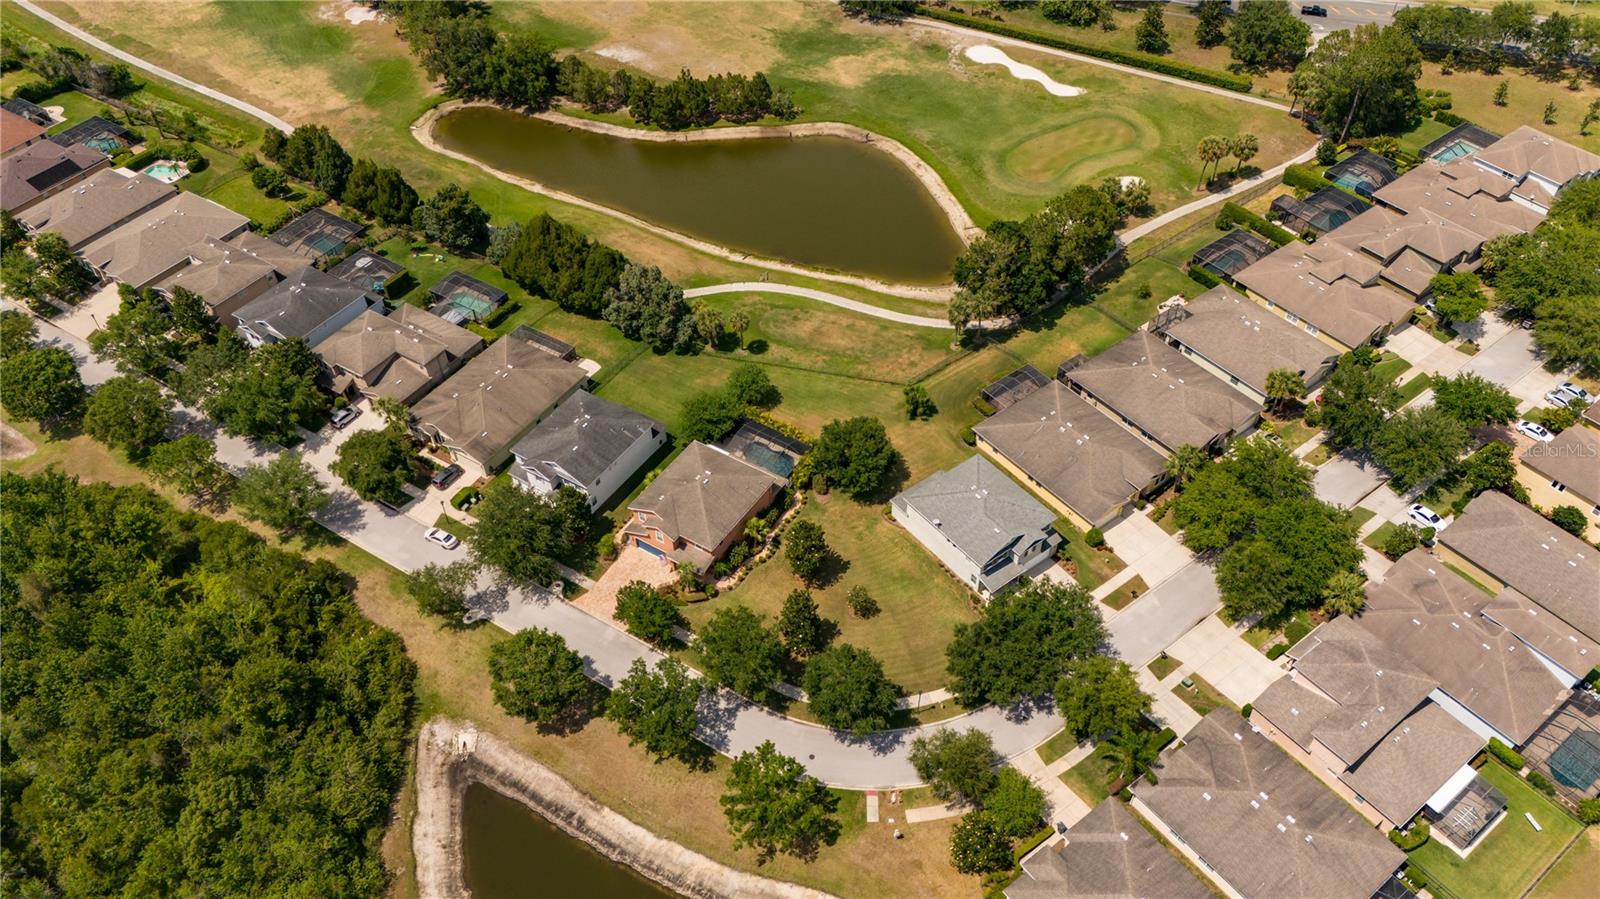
[894,455,1057,567]
[1283,616,1439,766]
[1232,239,1414,349]
[1439,491,1600,644]
[232,265,379,342]
[1134,709,1405,899]
[1157,286,1337,396]
[1061,331,1260,452]
[511,390,663,489]
[974,381,1165,528]
[1006,799,1211,899]
[627,442,783,551]
[15,170,175,248]
[1338,703,1484,826]
[1480,588,1600,681]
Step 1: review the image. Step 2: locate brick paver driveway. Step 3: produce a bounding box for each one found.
[572,546,676,624]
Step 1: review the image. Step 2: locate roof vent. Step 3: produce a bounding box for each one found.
[1250,799,1260,809]
[1277,823,1287,832]
[1119,832,1129,841]
[1202,791,1212,801]
[1286,815,1296,824]
[1304,834,1314,844]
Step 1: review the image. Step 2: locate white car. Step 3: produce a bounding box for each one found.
[424,527,460,550]
[1545,389,1574,408]
[1556,382,1594,405]
[1517,419,1554,443]
[1408,503,1446,531]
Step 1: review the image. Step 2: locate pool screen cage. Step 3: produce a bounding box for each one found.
[981,365,1050,412]
[1418,123,1502,162]
[1324,149,1400,198]
[1189,230,1274,280]
[1432,775,1507,849]
[1523,689,1600,806]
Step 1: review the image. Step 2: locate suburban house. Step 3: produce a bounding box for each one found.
[15,170,175,249]
[1005,798,1210,899]
[1248,616,1488,835]
[620,441,784,576]
[1437,490,1600,654]
[1131,709,1406,899]
[232,265,381,348]
[1467,124,1600,213]
[891,455,1061,597]
[974,380,1166,530]
[77,191,249,288]
[1518,426,1600,541]
[429,270,509,324]
[314,304,483,405]
[0,108,47,157]
[1058,330,1261,455]
[1232,236,1417,351]
[509,390,666,510]
[47,116,137,155]
[328,248,405,297]
[1151,286,1338,405]
[1356,549,1577,746]
[0,139,108,213]
[154,232,307,322]
[410,328,587,476]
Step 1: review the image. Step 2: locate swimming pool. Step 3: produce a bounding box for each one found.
[1430,140,1477,163]
[141,161,185,183]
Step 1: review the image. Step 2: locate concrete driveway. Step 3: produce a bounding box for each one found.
[1105,561,1219,668]
[1104,513,1191,587]
[1313,452,1386,507]
[1165,615,1285,708]
[1385,326,1470,378]
[1458,326,1561,409]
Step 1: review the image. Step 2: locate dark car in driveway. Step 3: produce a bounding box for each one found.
[1301,4,1328,15]
[430,463,463,490]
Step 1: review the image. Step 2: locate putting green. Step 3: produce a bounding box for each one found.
[1001,111,1155,189]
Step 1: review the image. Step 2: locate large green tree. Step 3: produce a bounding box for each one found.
[1319,354,1399,453]
[949,811,1014,875]
[696,605,787,703]
[470,482,593,589]
[784,519,832,586]
[1295,23,1421,140]
[802,644,900,736]
[90,286,180,377]
[1372,406,1470,492]
[605,656,705,763]
[719,741,840,861]
[946,580,1106,707]
[910,728,998,805]
[810,416,898,498]
[487,627,592,724]
[1534,295,1600,376]
[985,768,1048,838]
[144,434,232,504]
[1227,0,1310,71]
[1431,373,1517,428]
[1428,272,1488,325]
[82,376,172,459]
[613,580,685,646]
[232,450,331,534]
[678,388,745,443]
[402,559,481,620]
[601,262,696,353]
[1,346,85,433]
[412,182,489,252]
[0,308,36,359]
[204,338,330,444]
[330,428,416,505]
[1055,656,1151,741]
[778,588,827,656]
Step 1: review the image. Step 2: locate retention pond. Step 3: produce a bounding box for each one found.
[461,782,680,898]
[430,106,966,284]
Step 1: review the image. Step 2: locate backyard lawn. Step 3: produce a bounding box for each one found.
[677,496,980,693]
[200,171,294,226]
[1408,760,1583,899]
[1059,751,1113,807]
[1531,829,1600,899]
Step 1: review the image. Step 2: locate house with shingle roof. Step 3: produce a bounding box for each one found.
[315,304,482,405]
[510,390,666,511]
[0,108,47,156]
[154,232,305,322]
[620,441,784,576]
[1232,238,1416,351]
[1152,285,1338,404]
[1059,330,1261,455]
[1132,709,1405,899]
[1338,703,1487,834]
[232,265,381,349]
[77,191,249,288]
[1518,426,1600,542]
[0,139,107,213]
[411,328,588,476]
[1006,798,1211,899]
[1470,125,1600,211]
[15,170,175,249]
[891,455,1060,597]
[974,380,1166,531]
[1438,491,1600,651]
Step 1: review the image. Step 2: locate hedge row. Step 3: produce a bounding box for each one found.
[1282,163,1327,194]
[1187,265,1221,290]
[1215,202,1296,246]
[1486,738,1524,770]
[915,6,1253,93]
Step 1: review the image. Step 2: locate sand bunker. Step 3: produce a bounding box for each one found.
[343,4,378,25]
[964,44,1084,97]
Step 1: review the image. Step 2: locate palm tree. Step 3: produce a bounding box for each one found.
[1264,368,1307,415]
[1231,133,1259,174]
[1099,728,1166,790]
[1286,69,1311,115]
[1196,135,1229,189]
[1164,444,1207,488]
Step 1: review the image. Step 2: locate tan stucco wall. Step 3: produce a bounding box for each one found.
[1517,463,1600,541]
[1239,285,1359,352]
[1435,543,1506,593]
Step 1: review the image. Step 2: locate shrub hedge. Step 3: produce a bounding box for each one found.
[914,6,1253,93]
[1265,642,1290,660]
[1187,266,1221,290]
[1525,770,1556,796]
[1388,820,1430,851]
[1486,738,1525,770]
[1282,164,1328,194]
[1215,202,1296,246]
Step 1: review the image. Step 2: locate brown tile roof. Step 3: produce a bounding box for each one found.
[1338,703,1484,826]
[1357,549,1571,745]
[974,380,1166,528]
[1007,799,1211,899]
[1481,589,1600,682]
[1157,285,1337,395]
[0,139,106,212]
[0,108,47,154]
[627,442,783,552]
[1374,158,1514,214]
[315,305,482,401]
[1521,425,1600,506]
[1061,331,1260,453]
[411,331,585,466]
[1439,491,1600,644]
[78,192,249,288]
[15,170,175,248]
[1134,709,1404,899]
[1473,126,1600,187]
[1283,616,1439,765]
[1233,241,1413,349]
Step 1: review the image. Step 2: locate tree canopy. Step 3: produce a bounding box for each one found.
[784,519,832,586]
[602,262,696,353]
[487,627,592,724]
[82,375,171,460]
[0,346,85,433]
[605,657,705,764]
[412,182,489,252]
[1227,0,1311,71]
[330,428,416,505]
[1431,373,1517,428]
[909,728,998,804]
[696,605,787,703]
[719,741,839,861]
[233,450,331,534]
[945,580,1106,708]
[802,644,901,736]
[1055,655,1151,741]
[1295,23,1422,140]
[613,580,685,646]
[470,482,593,589]
[1372,406,1470,492]
[501,213,629,318]
[809,416,898,498]
[1318,354,1400,452]
[203,338,330,445]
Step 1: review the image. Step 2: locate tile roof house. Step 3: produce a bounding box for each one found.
[1132,709,1405,899]
[1005,798,1211,899]
[0,108,48,156]
[891,455,1061,597]
[621,441,785,576]
[1152,285,1338,404]
[1232,238,1416,350]
[77,192,249,288]
[509,390,667,511]
[0,139,108,213]
[153,233,303,322]
[974,380,1167,530]
[1437,491,1600,649]
[1059,330,1261,455]
[1357,549,1573,746]
[411,329,587,475]
[314,304,483,406]
[15,170,175,249]
[1470,125,1600,211]
[232,265,381,349]
[1518,426,1600,541]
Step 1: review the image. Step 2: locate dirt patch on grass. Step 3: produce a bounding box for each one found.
[1,421,37,460]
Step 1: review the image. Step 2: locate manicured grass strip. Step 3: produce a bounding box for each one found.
[915,6,1252,92]
[1372,353,1413,385]
[1147,653,1181,680]
[1396,372,1437,406]
[1036,728,1082,767]
[1364,521,1402,553]
[1101,575,1148,612]
[1059,751,1113,807]
[1172,673,1232,717]
[1348,507,1376,532]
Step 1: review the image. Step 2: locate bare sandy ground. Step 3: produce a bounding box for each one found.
[1,421,37,461]
[412,718,838,899]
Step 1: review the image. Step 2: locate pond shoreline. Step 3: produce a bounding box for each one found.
[412,101,965,301]
[412,717,838,899]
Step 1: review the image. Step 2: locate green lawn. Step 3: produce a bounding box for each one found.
[1147,653,1182,680]
[1173,674,1233,717]
[200,172,294,226]
[1531,830,1600,899]
[678,496,980,693]
[1408,760,1583,899]
[1101,575,1148,612]
[1263,414,1320,451]
[1052,517,1128,592]
[1037,728,1083,767]
[1059,751,1113,807]
[1395,372,1437,406]
[1372,353,1414,385]
[1348,507,1377,532]
[37,88,111,133]
[0,67,45,98]
[1364,521,1404,555]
